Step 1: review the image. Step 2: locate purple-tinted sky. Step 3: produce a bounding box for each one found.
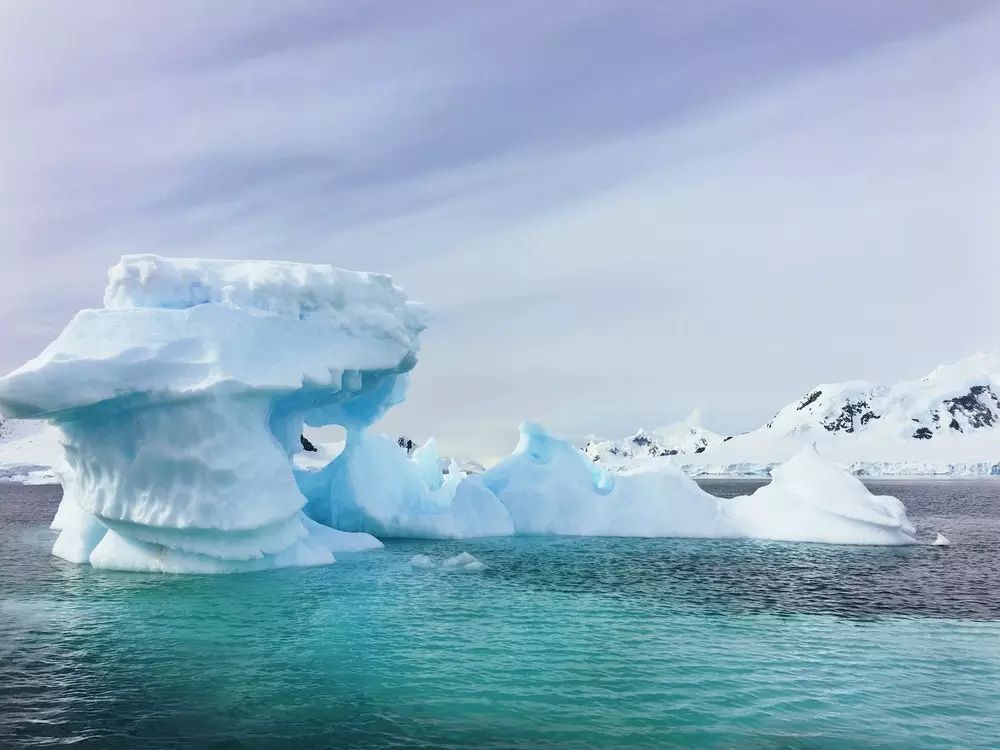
[2,1,999,458]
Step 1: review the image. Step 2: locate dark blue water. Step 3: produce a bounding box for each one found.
[1,481,998,749]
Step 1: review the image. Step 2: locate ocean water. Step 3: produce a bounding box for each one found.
[1,481,998,749]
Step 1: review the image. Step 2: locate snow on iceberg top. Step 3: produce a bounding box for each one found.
[104,255,425,326]
[0,255,428,418]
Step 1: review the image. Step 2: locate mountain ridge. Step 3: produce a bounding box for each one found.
[588,351,1000,477]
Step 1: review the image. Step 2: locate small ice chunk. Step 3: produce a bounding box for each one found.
[932,533,951,546]
[463,560,487,572]
[410,554,436,568]
[442,551,479,569]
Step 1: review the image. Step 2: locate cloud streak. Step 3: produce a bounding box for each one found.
[1,1,998,458]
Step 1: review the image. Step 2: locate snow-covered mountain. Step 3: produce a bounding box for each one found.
[585,410,725,464]
[0,418,63,483]
[593,352,1000,478]
[760,351,1000,440]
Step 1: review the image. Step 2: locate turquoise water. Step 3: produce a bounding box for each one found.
[2,482,999,749]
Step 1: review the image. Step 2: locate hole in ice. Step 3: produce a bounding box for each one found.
[293,425,346,470]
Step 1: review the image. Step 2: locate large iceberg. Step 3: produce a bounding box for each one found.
[0,255,926,574]
[0,255,423,571]
[298,420,920,546]
[481,423,916,544]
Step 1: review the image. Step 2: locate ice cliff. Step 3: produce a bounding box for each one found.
[0,256,928,574]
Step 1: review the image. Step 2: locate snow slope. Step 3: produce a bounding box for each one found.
[0,418,62,484]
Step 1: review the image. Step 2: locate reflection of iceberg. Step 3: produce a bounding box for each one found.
[0,255,923,574]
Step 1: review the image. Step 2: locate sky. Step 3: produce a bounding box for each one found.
[2,1,999,459]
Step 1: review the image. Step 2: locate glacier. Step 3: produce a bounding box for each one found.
[0,255,930,574]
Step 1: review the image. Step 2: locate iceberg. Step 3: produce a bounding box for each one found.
[479,424,917,544]
[481,422,736,538]
[0,254,929,574]
[0,255,421,571]
[933,533,951,547]
[296,420,921,546]
[718,444,918,545]
[296,430,514,539]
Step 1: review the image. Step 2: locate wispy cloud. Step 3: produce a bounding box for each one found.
[1,1,997,457]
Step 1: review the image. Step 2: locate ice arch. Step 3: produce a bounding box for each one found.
[0,255,426,572]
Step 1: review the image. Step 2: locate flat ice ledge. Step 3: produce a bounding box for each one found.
[0,255,427,417]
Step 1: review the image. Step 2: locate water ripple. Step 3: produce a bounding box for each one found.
[1,481,998,748]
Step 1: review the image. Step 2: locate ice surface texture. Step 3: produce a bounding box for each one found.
[0,255,420,571]
[0,255,923,574]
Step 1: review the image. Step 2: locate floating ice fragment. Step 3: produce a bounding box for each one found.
[932,533,951,546]
[410,554,436,569]
[442,551,478,568]
[442,551,485,570]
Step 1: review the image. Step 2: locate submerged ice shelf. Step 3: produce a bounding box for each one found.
[0,255,928,574]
